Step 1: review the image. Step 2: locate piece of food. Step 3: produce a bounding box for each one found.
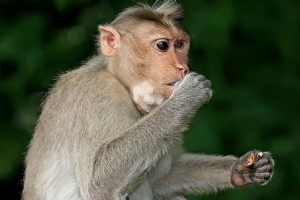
[245,153,256,167]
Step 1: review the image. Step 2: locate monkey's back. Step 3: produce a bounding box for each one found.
[22,56,142,200]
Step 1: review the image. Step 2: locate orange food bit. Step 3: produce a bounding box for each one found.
[245,153,257,167]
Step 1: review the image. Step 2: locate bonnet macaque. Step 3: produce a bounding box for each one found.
[22,1,274,200]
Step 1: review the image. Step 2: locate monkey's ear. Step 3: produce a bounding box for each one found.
[98,26,120,57]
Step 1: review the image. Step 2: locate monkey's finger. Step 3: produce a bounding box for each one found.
[253,157,270,168]
[201,80,211,88]
[196,74,207,82]
[250,176,268,185]
[185,72,199,79]
[255,164,273,172]
[253,172,271,179]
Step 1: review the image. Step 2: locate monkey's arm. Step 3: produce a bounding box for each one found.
[153,151,274,198]
[87,73,212,199]
[153,154,236,197]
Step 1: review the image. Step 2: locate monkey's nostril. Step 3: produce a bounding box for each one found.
[180,68,189,77]
[184,68,189,75]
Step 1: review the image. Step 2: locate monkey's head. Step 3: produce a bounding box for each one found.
[99,1,190,113]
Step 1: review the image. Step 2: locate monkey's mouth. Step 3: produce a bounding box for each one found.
[165,82,176,86]
[165,81,179,86]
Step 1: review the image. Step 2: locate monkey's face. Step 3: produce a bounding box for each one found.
[99,24,190,114]
[126,25,190,113]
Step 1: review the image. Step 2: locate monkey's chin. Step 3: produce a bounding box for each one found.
[131,81,165,114]
[135,97,164,114]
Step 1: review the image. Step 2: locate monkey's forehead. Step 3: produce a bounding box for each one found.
[119,21,190,41]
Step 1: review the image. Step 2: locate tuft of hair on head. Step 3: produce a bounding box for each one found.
[111,0,184,29]
[151,0,183,22]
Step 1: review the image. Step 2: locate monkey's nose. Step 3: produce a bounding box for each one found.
[178,65,189,77]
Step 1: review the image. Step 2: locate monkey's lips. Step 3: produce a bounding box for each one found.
[165,81,179,86]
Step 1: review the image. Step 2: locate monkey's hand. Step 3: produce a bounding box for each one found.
[170,72,212,119]
[231,150,274,187]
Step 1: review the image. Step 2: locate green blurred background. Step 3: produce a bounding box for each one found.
[0,0,299,199]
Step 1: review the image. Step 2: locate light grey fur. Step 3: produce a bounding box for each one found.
[23,59,219,200]
[22,57,273,200]
[22,1,274,200]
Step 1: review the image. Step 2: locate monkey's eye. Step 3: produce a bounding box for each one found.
[174,41,184,49]
[156,40,169,52]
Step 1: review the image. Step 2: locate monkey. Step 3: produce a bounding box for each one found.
[22,1,274,200]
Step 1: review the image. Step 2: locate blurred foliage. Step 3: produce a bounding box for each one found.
[0,0,299,199]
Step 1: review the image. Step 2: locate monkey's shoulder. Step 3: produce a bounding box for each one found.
[47,64,141,119]
[53,65,125,99]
